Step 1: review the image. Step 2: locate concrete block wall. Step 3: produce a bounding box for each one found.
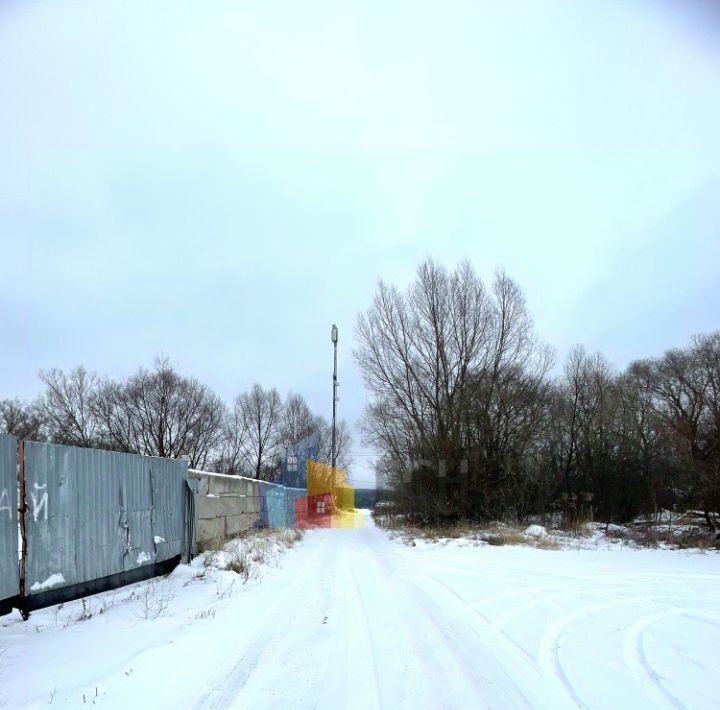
[191,470,305,550]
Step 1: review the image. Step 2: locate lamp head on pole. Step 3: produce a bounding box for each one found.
[331,324,338,344]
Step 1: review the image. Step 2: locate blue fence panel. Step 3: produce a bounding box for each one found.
[0,434,18,605]
[264,486,287,528]
[257,483,307,529]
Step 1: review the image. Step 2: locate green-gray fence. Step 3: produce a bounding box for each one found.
[0,437,192,616]
[0,434,19,613]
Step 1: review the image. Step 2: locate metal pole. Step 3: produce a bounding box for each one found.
[331,324,338,507]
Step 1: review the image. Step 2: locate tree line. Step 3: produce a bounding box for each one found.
[0,358,351,480]
[355,259,720,529]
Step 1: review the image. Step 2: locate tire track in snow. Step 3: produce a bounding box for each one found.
[346,535,444,708]
[537,597,637,710]
[365,526,533,708]
[344,557,382,708]
[622,609,688,710]
[191,536,331,709]
[403,568,552,708]
[420,552,709,710]
[420,567,644,710]
[190,515,720,710]
[490,586,625,634]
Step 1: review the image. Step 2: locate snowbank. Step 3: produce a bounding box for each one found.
[523,524,547,538]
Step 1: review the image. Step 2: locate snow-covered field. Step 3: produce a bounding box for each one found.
[1,511,718,709]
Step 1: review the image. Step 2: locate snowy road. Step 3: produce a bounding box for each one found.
[2,511,719,709]
[195,517,537,709]
[194,513,719,710]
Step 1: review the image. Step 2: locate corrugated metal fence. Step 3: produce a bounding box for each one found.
[22,442,190,611]
[1,438,192,617]
[2,438,309,619]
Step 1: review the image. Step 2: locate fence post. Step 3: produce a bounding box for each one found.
[17,439,29,620]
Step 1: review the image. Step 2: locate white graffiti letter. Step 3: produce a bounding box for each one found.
[31,483,48,522]
[0,488,11,519]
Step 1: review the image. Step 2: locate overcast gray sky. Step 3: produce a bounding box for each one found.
[1,0,719,486]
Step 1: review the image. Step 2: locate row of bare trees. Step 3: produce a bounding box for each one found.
[0,359,351,480]
[356,259,720,528]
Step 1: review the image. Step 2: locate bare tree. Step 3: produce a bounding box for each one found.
[38,366,101,447]
[0,398,45,440]
[654,333,720,529]
[548,347,627,521]
[317,418,353,472]
[356,260,491,466]
[356,259,550,522]
[693,332,720,528]
[234,384,283,479]
[92,358,225,468]
[618,360,673,518]
[277,392,322,450]
[92,379,137,453]
[213,402,250,476]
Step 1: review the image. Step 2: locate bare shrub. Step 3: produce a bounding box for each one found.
[533,536,561,550]
[226,551,253,582]
[480,529,526,546]
[485,536,506,546]
[281,529,304,546]
[215,577,237,599]
[135,582,174,619]
[62,598,100,627]
[194,608,217,621]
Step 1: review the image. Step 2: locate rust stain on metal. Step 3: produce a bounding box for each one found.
[17,439,29,619]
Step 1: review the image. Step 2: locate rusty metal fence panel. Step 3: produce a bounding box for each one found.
[0,434,19,606]
[23,442,188,603]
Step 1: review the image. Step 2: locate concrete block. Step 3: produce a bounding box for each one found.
[226,513,259,536]
[199,496,253,518]
[197,518,225,547]
[207,476,243,497]
[199,497,222,519]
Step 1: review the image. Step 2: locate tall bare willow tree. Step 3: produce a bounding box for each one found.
[356,259,552,522]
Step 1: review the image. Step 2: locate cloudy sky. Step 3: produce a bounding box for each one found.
[1,0,719,485]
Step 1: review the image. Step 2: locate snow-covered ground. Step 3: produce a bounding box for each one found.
[1,511,718,709]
